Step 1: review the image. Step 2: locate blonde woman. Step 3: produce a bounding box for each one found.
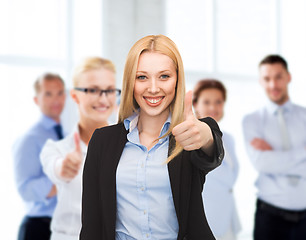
[40,57,119,240]
[80,35,224,240]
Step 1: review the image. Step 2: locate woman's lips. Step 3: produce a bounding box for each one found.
[93,106,108,112]
[143,96,164,106]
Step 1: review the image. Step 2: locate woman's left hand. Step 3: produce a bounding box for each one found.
[172,91,214,155]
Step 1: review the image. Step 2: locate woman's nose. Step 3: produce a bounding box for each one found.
[98,91,109,103]
[148,78,160,94]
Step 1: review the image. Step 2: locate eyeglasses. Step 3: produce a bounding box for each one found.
[74,87,121,97]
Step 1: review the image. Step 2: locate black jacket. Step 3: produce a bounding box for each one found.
[80,117,224,240]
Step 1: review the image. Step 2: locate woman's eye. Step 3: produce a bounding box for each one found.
[160,74,170,79]
[136,75,146,80]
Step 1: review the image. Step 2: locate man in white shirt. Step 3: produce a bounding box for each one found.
[242,55,306,240]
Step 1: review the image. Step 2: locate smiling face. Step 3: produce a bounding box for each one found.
[133,51,177,121]
[194,88,225,122]
[259,63,291,105]
[71,68,116,125]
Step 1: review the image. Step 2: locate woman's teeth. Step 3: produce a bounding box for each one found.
[145,97,163,103]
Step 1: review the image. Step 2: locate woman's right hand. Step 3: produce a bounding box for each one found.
[56,132,83,181]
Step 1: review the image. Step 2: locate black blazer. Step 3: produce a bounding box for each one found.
[80,117,224,240]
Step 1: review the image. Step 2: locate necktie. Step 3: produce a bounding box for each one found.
[276,107,299,185]
[276,107,290,150]
[54,124,64,140]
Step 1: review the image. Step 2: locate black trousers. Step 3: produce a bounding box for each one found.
[17,216,51,240]
[254,199,306,240]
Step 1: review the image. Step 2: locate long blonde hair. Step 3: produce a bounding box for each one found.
[118,35,186,162]
[72,57,116,87]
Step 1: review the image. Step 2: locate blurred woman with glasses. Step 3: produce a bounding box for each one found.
[40,57,119,240]
[193,79,241,240]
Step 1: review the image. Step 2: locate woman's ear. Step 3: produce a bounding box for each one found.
[70,89,80,104]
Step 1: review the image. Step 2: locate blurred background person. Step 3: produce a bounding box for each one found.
[12,73,66,240]
[193,79,241,240]
[40,57,119,240]
[242,55,306,240]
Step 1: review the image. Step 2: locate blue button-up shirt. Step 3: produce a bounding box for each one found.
[12,114,61,217]
[116,113,178,240]
[243,100,306,210]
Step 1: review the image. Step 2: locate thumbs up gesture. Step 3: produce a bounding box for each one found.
[56,132,83,181]
[172,91,214,154]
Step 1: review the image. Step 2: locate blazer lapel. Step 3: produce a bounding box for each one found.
[98,123,128,239]
[167,135,193,238]
[167,135,183,220]
[113,123,129,167]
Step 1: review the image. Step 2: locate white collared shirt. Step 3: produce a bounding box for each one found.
[243,100,306,210]
[40,125,87,240]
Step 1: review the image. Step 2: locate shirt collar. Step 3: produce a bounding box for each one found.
[40,114,60,130]
[266,99,293,115]
[160,115,171,137]
[124,111,171,138]
[124,112,139,133]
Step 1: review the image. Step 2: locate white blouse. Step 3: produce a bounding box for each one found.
[40,126,87,240]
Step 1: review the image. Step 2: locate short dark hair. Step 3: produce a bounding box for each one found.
[259,54,288,71]
[34,72,65,95]
[192,79,227,106]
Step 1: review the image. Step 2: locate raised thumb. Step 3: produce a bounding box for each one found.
[74,132,81,153]
[184,90,194,119]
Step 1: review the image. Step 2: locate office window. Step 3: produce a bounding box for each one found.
[166,1,306,239]
[72,0,103,61]
[0,0,103,238]
[216,0,276,75]
[166,0,214,72]
[166,0,277,76]
[0,0,68,59]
